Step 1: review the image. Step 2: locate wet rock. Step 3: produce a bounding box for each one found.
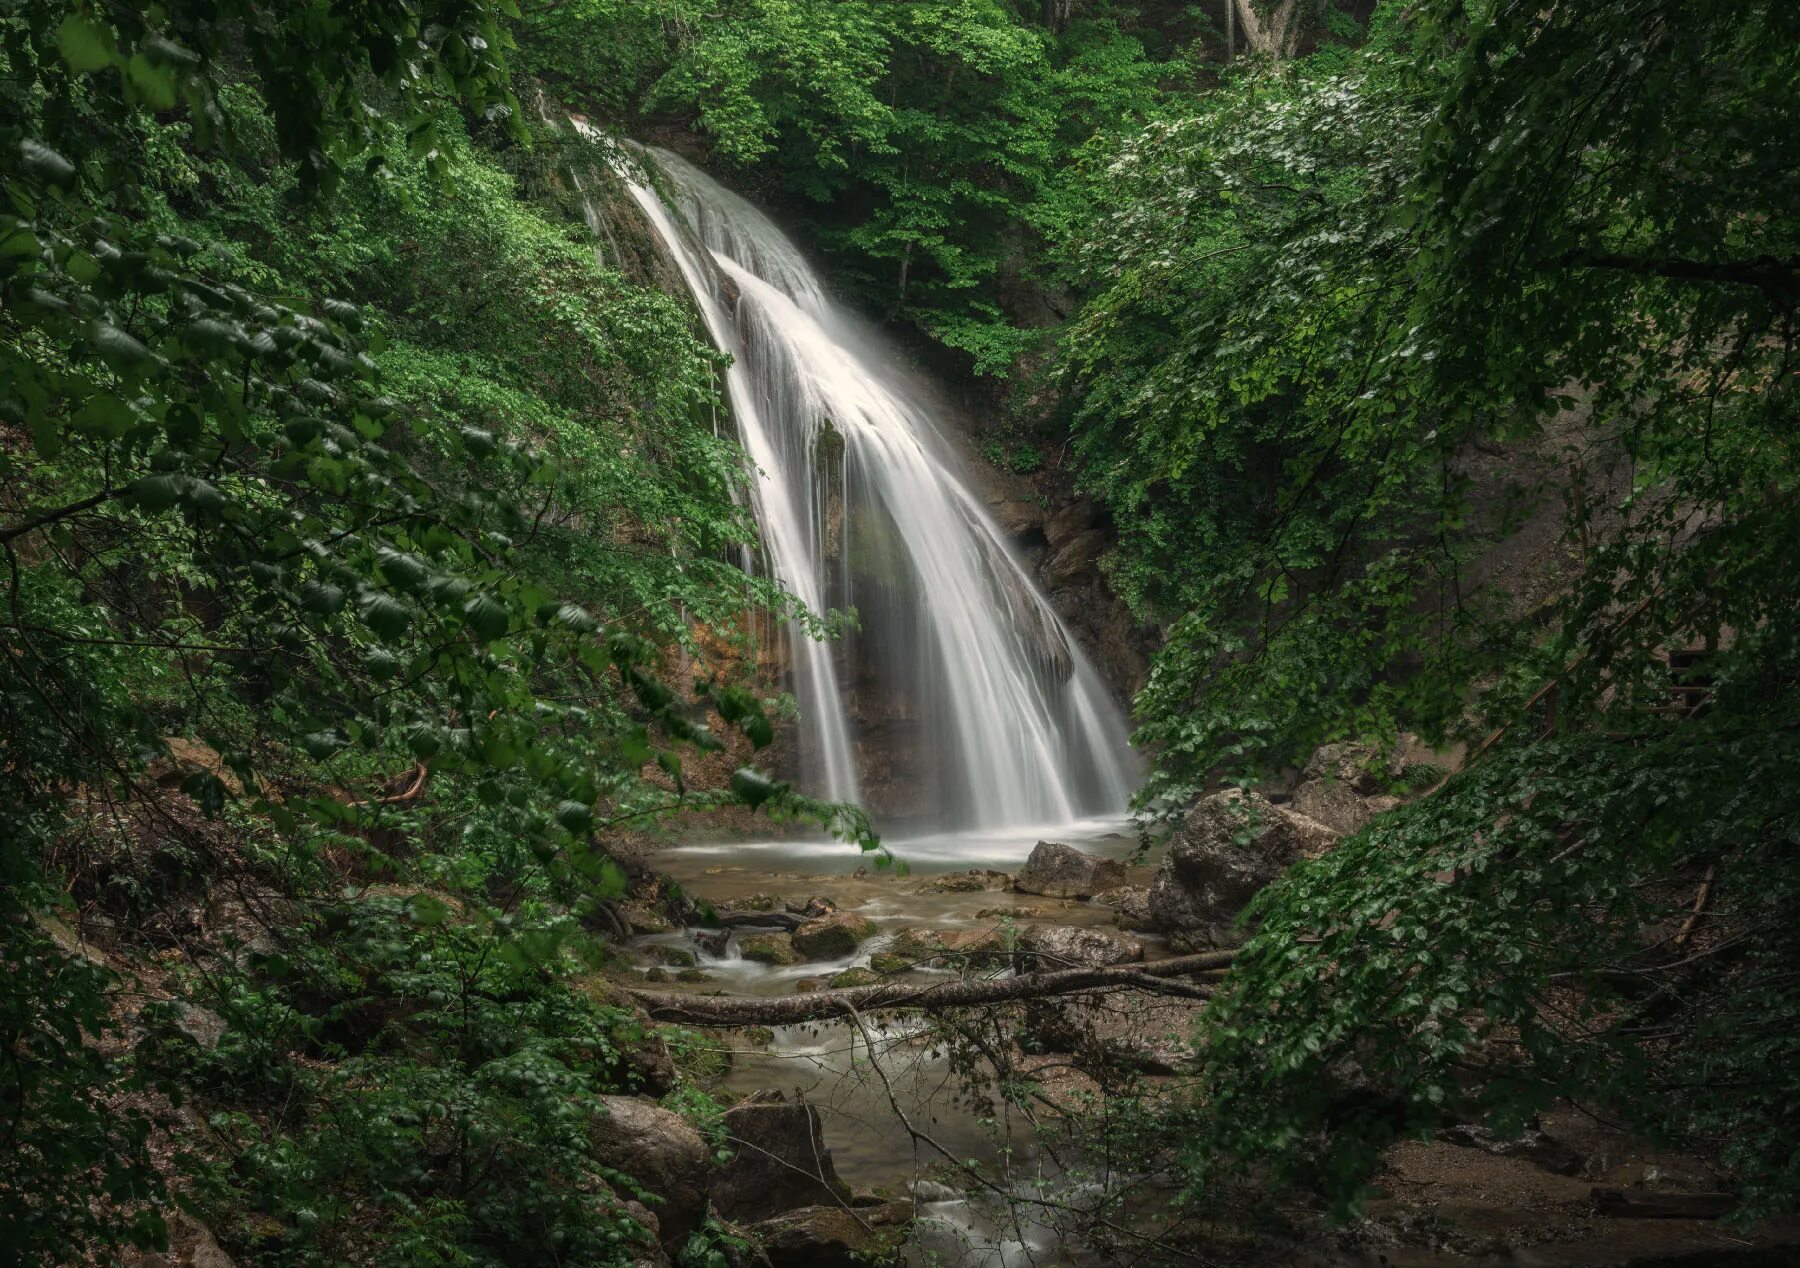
[718,910,807,932]
[1148,789,1338,943]
[828,968,879,988]
[795,977,825,993]
[590,1096,710,1249]
[1015,840,1126,900]
[721,893,784,912]
[869,950,913,975]
[621,904,674,935]
[1044,498,1099,549]
[676,968,711,984]
[748,1203,910,1268]
[713,1091,853,1220]
[644,967,670,983]
[1042,528,1108,587]
[936,927,1008,969]
[920,869,1012,894]
[1014,924,1143,971]
[910,1180,964,1204]
[739,933,800,966]
[641,944,697,968]
[1088,886,1153,930]
[693,928,731,957]
[785,895,837,918]
[871,927,1006,974]
[993,499,1046,537]
[791,911,876,959]
[977,904,1045,919]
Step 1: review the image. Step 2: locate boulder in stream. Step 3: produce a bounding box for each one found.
[712,1091,853,1221]
[1147,789,1338,946]
[1088,885,1154,930]
[1014,924,1143,971]
[739,932,800,965]
[920,869,1012,893]
[1014,840,1126,899]
[589,1096,710,1250]
[748,1202,910,1268]
[791,910,877,959]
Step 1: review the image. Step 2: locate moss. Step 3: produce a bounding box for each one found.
[738,933,799,966]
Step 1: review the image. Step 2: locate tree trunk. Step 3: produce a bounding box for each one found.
[628,950,1236,1027]
[1233,0,1299,59]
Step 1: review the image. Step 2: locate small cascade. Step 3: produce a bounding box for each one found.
[610,141,1138,829]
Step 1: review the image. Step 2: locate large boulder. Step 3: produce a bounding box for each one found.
[748,1203,910,1268]
[790,911,877,959]
[589,1096,711,1249]
[1287,742,1404,835]
[1014,841,1126,899]
[712,1091,853,1221]
[1043,498,1099,549]
[1042,529,1108,588]
[1148,789,1338,945]
[1013,924,1143,972]
[739,932,801,965]
[1088,885,1154,931]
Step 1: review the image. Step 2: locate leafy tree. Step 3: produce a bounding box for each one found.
[1,2,873,1260]
[1056,0,1800,1215]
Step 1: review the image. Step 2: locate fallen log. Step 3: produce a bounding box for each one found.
[628,950,1237,1027]
[1591,1188,1737,1220]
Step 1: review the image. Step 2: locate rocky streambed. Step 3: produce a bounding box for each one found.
[598,756,1798,1268]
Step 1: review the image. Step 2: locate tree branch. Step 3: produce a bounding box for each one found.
[628,951,1235,1026]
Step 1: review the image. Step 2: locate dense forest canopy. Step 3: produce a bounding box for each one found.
[3,0,1797,1264]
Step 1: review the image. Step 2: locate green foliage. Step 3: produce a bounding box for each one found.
[536,0,1177,368]
[1197,716,1800,1219]
[158,898,664,1266]
[0,1,876,1261]
[1051,0,1800,1218]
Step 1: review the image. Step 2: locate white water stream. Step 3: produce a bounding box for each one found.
[613,145,1138,829]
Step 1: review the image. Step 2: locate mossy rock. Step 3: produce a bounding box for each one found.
[870,952,912,975]
[791,911,878,959]
[676,968,712,983]
[739,933,799,966]
[828,968,880,988]
[643,945,697,968]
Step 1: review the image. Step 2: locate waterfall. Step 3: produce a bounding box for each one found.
[616,144,1138,829]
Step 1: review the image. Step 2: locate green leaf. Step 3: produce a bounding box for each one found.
[729,766,784,809]
[357,592,411,640]
[55,17,114,73]
[126,474,185,511]
[554,800,595,834]
[299,581,346,614]
[376,548,429,591]
[461,592,508,641]
[126,54,180,110]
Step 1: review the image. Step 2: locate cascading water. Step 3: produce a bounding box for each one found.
[616,144,1138,829]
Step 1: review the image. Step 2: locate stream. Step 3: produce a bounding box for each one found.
[630,820,1165,1267]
